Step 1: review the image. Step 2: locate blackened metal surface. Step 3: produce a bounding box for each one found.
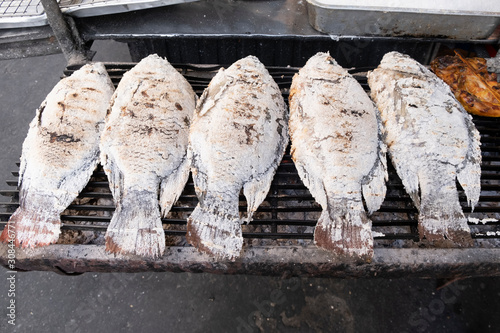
[126,37,435,68]
[1,245,500,278]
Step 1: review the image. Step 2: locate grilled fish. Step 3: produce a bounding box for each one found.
[187,56,288,260]
[0,63,114,247]
[430,53,500,117]
[101,54,196,258]
[289,52,387,261]
[368,51,481,247]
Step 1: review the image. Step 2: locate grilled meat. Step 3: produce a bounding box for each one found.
[368,51,481,247]
[289,52,387,261]
[431,53,500,117]
[186,56,288,260]
[101,54,196,258]
[0,63,114,247]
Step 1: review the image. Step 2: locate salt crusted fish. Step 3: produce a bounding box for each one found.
[367,51,481,247]
[187,55,288,260]
[101,54,196,258]
[289,52,387,261]
[0,63,114,247]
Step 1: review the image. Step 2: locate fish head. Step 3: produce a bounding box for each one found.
[302,52,347,79]
[123,54,179,82]
[226,55,268,83]
[78,62,107,77]
[379,51,429,77]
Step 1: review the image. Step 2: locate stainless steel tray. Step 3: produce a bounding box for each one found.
[307,0,500,40]
[0,0,200,29]
[60,0,199,18]
[0,0,47,29]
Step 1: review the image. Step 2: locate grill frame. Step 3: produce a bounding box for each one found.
[0,62,499,277]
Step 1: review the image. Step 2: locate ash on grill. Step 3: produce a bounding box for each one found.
[1,64,499,251]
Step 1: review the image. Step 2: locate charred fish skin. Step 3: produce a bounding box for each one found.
[101,54,196,259]
[187,55,288,260]
[0,63,114,248]
[289,52,387,261]
[367,51,481,247]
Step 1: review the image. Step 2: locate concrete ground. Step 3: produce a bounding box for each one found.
[0,40,500,333]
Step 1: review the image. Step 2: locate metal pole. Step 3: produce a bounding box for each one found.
[40,0,94,65]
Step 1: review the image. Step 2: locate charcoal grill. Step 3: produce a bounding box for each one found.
[0,63,500,277]
[0,0,500,277]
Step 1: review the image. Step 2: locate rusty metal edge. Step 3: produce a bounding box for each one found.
[1,244,499,278]
[41,0,94,65]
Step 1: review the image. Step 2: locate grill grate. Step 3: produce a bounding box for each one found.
[0,0,46,29]
[0,0,44,16]
[0,63,499,250]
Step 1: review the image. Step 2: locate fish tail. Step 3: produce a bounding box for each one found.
[314,204,373,262]
[105,192,165,259]
[0,207,61,248]
[418,206,473,247]
[186,204,243,261]
[418,171,473,247]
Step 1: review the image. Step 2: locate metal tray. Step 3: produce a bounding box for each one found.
[0,0,47,29]
[60,0,199,18]
[0,0,200,29]
[307,0,500,40]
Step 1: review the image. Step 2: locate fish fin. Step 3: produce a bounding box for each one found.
[18,146,29,188]
[243,171,273,223]
[101,151,123,201]
[314,201,373,263]
[57,149,100,207]
[243,110,288,223]
[243,166,279,223]
[18,102,46,187]
[186,204,243,261]
[159,156,191,217]
[289,103,327,209]
[105,92,117,118]
[196,68,230,117]
[105,191,165,259]
[362,143,388,214]
[293,159,328,208]
[457,161,481,210]
[457,114,481,210]
[189,145,208,206]
[394,161,421,209]
[0,206,61,248]
[35,99,47,125]
[418,168,473,247]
